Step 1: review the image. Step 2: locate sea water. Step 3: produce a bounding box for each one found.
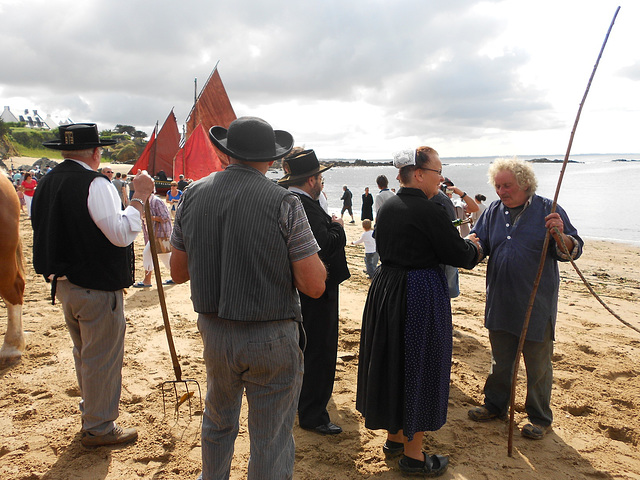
[270,154,640,247]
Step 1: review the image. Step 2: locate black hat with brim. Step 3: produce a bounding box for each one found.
[209,116,294,162]
[42,123,117,150]
[278,149,332,186]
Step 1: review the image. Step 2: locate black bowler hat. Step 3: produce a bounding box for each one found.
[278,149,332,186]
[42,123,117,150]
[209,116,294,162]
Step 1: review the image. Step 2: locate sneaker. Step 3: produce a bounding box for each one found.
[521,422,551,440]
[468,406,506,422]
[81,424,138,447]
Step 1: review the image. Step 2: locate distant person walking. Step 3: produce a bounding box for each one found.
[341,185,355,223]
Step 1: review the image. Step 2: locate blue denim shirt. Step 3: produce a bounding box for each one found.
[471,195,583,342]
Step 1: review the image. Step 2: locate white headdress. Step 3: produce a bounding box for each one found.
[392,149,416,169]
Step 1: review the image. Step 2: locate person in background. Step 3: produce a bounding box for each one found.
[13,170,25,213]
[102,167,114,182]
[431,178,479,298]
[374,174,395,219]
[166,181,182,218]
[12,169,22,186]
[441,177,478,237]
[318,183,330,214]
[20,172,37,218]
[361,187,374,221]
[467,157,583,440]
[357,147,480,477]
[470,193,487,226]
[341,185,355,223]
[177,174,189,191]
[112,172,125,208]
[133,193,173,288]
[128,172,136,201]
[279,149,350,436]
[31,123,155,447]
[170,117,326,479]
[352,219,378,279]
[121,173,130,206]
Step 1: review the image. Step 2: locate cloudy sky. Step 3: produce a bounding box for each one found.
[1,0,638,159]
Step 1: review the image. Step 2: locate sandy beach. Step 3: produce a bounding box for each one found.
[1,162,639,479]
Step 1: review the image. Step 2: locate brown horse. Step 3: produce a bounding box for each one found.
[0,173,25,365]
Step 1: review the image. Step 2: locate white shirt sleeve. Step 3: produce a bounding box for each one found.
[88,176,142,247]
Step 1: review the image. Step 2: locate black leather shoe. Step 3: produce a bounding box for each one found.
[311,422,342,435]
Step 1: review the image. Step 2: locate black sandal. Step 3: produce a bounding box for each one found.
[398,452,449,477]
[383,440,404,458]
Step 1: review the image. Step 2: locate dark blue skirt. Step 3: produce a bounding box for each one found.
[356,265,452,440]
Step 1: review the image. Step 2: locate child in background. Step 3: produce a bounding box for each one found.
[352,219,379,279]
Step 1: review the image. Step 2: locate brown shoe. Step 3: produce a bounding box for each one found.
[521,423,551,440]
[81,424,138,447]
[468,406,506,422]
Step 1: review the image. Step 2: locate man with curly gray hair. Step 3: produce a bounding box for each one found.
[467,157,583,440]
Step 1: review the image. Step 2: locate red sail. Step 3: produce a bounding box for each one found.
[128,126,156,175]
[173,124,223,181]
[148,109,181,177]
[185,67,237,167]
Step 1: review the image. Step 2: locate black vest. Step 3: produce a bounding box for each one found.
[31,160,135,291]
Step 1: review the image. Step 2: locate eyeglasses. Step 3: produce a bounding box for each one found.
[420,167,442,175]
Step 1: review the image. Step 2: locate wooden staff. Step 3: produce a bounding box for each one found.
[507,6,621,456]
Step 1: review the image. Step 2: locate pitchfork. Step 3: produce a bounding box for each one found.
[144,200,202,419]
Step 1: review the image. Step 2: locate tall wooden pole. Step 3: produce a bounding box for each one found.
[507,6,620,456]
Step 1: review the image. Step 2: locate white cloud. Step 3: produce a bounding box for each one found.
[1,0,637,158]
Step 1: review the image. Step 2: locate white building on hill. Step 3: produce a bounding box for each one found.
[1,106,69,129]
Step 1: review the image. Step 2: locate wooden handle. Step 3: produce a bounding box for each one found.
[144,200,182,382]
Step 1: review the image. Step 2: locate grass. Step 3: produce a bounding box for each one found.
[15,145,63,160]
[13,145,118,166]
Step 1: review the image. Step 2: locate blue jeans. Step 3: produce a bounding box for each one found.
[364,252,379,278]
[198,315,303,480]
[483,322,554,427]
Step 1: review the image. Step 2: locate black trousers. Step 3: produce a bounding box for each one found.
[297,284,339,428]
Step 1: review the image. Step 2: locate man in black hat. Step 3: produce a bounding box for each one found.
[31,123,155,447]
[170,117,326,479]
[278,149,351,436]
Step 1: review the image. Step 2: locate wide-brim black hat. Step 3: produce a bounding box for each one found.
[209,116,294,162]
[42,123,117,150]
[278,149,332,186]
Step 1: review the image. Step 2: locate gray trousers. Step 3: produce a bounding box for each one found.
[56,280,125,435]
[483,322,554,427]
[198,315,303,480]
